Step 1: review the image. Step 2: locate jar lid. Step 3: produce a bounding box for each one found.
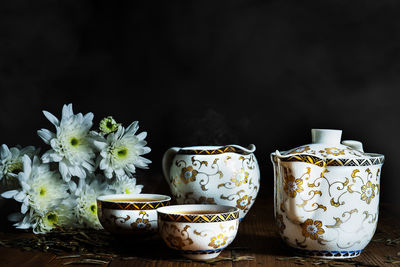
[279,129,384,166]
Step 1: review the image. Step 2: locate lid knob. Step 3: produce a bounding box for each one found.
[311,129,342,145]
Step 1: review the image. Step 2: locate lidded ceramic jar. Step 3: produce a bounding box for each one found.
[271,129,384,258]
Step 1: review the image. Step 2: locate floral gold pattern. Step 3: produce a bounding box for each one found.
[301,219,325,240]
[167,145,260,220]
[272,129,384,258]
[180,166,198,184]
[208,234,228,249]
[130,211,151,229]
[322,147,345,156]
[236,195,252,210]
[283,173,304,198]
[231,169,249,186]
[361,181,376,204]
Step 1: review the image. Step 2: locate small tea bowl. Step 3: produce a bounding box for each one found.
[157,204,240,260]
[97,193,171,235]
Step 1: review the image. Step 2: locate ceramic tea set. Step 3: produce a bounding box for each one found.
[97,129,384,260]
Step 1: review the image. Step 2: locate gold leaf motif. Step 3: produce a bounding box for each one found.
[310,190,322,196]
[343,177,349,186]
[330,198,341,207]
[348,208,358,215]
[326,217,342,228]
[193,230,205,236]
[213,158,219,165]
[351,169,360,178]
[347,184,355,193]
[218,170,223,178]
[296,199,309,208]
[313,203,327,211]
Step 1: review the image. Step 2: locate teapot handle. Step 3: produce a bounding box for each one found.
[162,147,180,185]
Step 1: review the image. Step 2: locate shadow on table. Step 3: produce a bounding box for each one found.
[229,231,293,257]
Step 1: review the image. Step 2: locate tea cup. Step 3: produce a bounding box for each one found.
[157,204,240,260]
[97,193,171,234]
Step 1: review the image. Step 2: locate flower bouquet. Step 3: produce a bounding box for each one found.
[0,104,151,233]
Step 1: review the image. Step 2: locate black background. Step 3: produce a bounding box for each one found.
[1,1,399,205]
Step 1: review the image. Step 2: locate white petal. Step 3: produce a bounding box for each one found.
[59,161,71,181]
[68,181,77,192]
[142,146,151,154]
[21,155,32,175]
[99,159,108,170]
[37,129,56,144]
[72,165,86,179]
[62,103,73,120]
[21,202,28,214]
[0,144,11,159]
[81,161,94,172]
[136,131,147,141]
[43,110,60,126]
[125,121,139,135]
[93,140,107,150]
[115,168,125,178]
[14,191,26,202]
[125,164,136,173]
[82,112,94,130]
[1,190,19,199]
[135,185,143,194]
[42,150,63,163]
[104,168,113,179]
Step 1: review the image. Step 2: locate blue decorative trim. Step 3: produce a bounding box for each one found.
[293,248,363,258]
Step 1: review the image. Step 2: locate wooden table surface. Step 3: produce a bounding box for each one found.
[0,196,399,267]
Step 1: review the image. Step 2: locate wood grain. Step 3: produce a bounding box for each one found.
[0,197,399,267]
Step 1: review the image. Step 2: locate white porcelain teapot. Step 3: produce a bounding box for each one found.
[271,129,384,258]
[162,144,260,220]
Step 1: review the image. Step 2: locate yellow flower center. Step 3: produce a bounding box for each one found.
[7,161,23,174]
[90,204,97,214]
[47,213,58,225]
[116,148,128,158]
[70,137,79,147]
[39,187,46,196]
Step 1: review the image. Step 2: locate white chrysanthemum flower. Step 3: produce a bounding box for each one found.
[70,178,112,229]
[93,122,151,179]
[0,144,37,188]
[37,103,96,182]
[7,198,76,234]
[108,174,143,194]
[31,198,77,233]
[1,155,69,214]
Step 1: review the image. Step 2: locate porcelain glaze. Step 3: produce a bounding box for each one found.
[97,193,171,235]
[271,129,384,258]
[157,204,240,260]
[162,145,260,220]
